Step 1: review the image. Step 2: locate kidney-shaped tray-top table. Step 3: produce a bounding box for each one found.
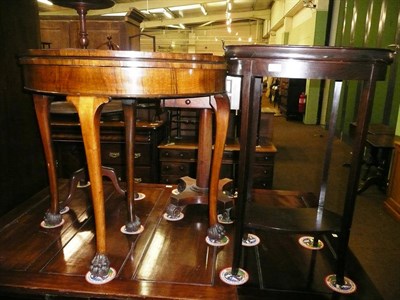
[19,49,229,284]
[222,45,394,293]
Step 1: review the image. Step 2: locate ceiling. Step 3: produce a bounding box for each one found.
[38,0,274,29]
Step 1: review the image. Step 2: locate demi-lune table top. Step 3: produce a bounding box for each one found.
[20,49,227,98]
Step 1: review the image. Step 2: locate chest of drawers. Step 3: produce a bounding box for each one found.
[158,138,277,189]
[51,119,166,183]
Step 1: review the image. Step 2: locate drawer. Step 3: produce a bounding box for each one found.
[161,162,193,175]
[253,178,273,189]
[160,175,182,185]
[133,166,152,183]
[111,165,153,183]
[252,165,274,189]
[101,143,151,165]
[254,152,275,164]
[253,165,274,179]
[222,150,239,162]
[159,149,197,161]
[134,143,152,165]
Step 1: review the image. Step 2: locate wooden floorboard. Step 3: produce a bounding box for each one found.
[0,181,383,299]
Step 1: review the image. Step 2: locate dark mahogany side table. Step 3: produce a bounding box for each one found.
[19,49,229,283]
[223,45,394,292]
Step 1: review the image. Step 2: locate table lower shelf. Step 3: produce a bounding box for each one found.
[246,205,342,234]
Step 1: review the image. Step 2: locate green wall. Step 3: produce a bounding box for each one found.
[333,0,400,137]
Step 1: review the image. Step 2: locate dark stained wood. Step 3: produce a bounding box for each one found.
[33,95,60,216]
[225,45,393,290]
[0,184,383,299]
[196,109,212,188]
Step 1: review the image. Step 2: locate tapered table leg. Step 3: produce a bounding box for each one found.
[121,100,142,234]
[33,94,63,228]
[197,108,213,190]
[209,94,230,226]
[68,95,115,282]
[205,94,231,245]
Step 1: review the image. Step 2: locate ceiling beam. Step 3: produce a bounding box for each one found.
[141,9,270,28]
[115,0,227,11]
[39,0,228,16]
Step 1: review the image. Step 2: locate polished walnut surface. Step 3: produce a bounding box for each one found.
[19,48,230,282]
[20,49,226,98]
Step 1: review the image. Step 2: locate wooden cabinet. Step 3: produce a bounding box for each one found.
[51,102,166,183]
[50,101,275,188]
[159,138,277,188]
[40,11,143,50]
[158,141,198,184]
[252,151,275,188]
[159,107,276,188]
[279,78,306,121]
[385,140,400,221]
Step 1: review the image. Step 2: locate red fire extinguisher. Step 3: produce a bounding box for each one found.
[298,92,306,113]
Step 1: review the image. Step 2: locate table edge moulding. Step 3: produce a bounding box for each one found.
[19,48,229,284]
[223,45,394,293]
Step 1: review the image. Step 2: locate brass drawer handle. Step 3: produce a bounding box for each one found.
[109,152,120,158]
[134,153,141,159]
[134,178,142,183]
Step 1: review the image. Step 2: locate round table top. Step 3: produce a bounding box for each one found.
[19,49,227,98]
[51,0,115,10]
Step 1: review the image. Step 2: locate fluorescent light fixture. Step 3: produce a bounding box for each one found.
[163,8,173,19]
[200,4,207,15]
[102,12,127,17]
[169,4,200,11]
[198,21,214,27]
[179,23,186,29]
[38,0,53,5]
[207,1,226,7]
[145,8,165,14]
[167,25,181,29]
